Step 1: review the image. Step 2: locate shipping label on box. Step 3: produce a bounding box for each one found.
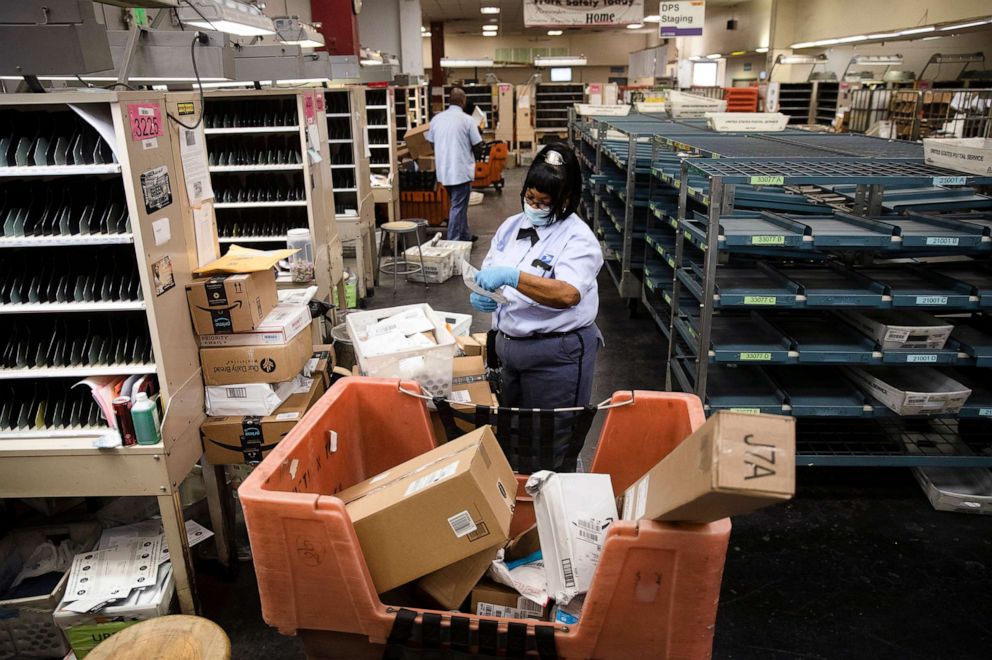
[198,303,311,347]
[471,581,547,620]
[186,270,277,335]
[622,412,795,524]
[200,376,325,464]
[200,328,313,386]
[339,427,516,593]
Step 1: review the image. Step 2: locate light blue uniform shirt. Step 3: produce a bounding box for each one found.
[426,105,482,186]
[482,211,603,336]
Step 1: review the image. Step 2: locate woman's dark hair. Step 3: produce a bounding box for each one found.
[520,142,582,224]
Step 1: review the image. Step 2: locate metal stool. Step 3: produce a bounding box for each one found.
[377,220,428,295]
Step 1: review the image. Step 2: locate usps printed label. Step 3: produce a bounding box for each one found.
[447,510,477,538]
[449,390,472,403]
[275,412,301,421]
[225,387,247,399]
[476,598,544,619]
[404,462,458,497]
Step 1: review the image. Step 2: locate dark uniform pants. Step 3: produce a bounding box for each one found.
[496,324,601,409]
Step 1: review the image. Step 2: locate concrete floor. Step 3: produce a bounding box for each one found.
[199,166,992,659]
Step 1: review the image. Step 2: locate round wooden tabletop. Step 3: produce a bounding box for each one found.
[86,615,230,660]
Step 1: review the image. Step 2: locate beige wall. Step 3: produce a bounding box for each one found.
[676,0,772,58]
[773,0,992,45]
[424,31,650,67]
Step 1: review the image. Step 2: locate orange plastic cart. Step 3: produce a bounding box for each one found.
[473,141,508,193]
[238,378,731,659]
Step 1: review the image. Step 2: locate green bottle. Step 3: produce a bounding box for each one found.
[131,392,162,445]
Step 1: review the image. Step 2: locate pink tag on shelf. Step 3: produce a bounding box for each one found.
[316,93,325,112]
[304,93,316,124]
[127,102,163,141]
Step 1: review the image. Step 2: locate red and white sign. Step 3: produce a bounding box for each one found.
[126,102,163,142]
[524,0,644,27]
[316,93,325,113]
[304,93,316,125]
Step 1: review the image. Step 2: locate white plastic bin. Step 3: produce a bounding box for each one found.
[923,137,992,176]
[346,304,457,396]
[913,467,992,515]
[424,234,472,274]
[404,245,455,284]
[436,310,473,337]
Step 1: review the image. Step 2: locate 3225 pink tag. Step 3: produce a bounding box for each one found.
[127,103,163,141]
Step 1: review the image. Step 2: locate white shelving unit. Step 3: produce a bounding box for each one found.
[325,87,376,300]
[365,85,400,224]
[202,89,343,301]
[0,91,209,615]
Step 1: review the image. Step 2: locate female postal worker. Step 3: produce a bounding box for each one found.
[470,143,603,411]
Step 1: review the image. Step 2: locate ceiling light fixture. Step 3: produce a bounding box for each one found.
[900,26,935,35]
[177,0,276,37]
[422,31,432,37]
[756,47,769,53]
[273,17,324,48]
[440,57,494,68]
[707,53,723,59]
[642,15,661,23]
[481,6,500,15]
[533,55,588,66]
[482,32,497,37]
[626,23,643,29]
[867,32,901,39]
[548,30,563,36]
[939,19,991,31]
[921,35,941,40]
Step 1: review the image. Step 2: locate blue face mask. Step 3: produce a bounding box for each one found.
[522,200,553,227]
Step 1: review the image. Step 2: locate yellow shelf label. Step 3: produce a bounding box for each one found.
[739,352,773,361]
[750,175,785,186]
[743,295,777,305]
[751,235,785,246]
[729,408,761,414]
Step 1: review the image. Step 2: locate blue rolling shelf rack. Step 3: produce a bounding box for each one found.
[570,111,992,466]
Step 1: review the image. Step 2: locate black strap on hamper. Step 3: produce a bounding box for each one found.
[433,396,597,473]
[383,609,559,659]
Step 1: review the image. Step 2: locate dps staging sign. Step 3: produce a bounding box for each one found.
[659,1,706,37]
[524,0,644,27]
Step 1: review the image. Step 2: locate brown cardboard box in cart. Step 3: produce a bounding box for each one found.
[404,123,433,159]
[418,546,500,610]
[339,427,517,593]
[621,412,796,524]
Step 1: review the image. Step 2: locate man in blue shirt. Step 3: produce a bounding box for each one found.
[426,88,482,242]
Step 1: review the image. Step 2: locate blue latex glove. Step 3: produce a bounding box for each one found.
[470,292,498,312]
[475,266,519,291]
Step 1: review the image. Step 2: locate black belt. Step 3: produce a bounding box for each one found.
[499,328,580,341]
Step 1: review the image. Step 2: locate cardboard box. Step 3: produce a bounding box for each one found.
[204,374,312,417]
[471,580,547,620]
[525,472,618,605]
[404,122,433,159]
[197,303,311,347]
[418,546,499,610]
[923,137,992,176]
[838,310,953,350]
[417,156,435,172]
[404,245,455,284]
[200,375,325,464]
[456,335,484,356]
[200,327,312,386]
[453,356,486,385]
[186,270,277,335]
[845,366,972,415]
[339,427,516,593]
[621,412,796,524]
[438,311,473,337]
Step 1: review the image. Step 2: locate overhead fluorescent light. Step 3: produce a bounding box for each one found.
[900,26,935,35]
[730,50,747,56]
[626,23,643,29]
[756,47,769,53]
[940,19,991,31]
[440,57,494,68]
[360,59,381,66]
[482,32,498,37]
[921,36,942,40]
[548,30,563,36]
[850,55,904,66]
[534,55,587,66]
[834,35,868,43]
[273,17,324,48]
[483,25,498,31]
[707,53,723,59]
[643,15,661,23]
[422,31,432,37]
[177,0,276,36]
[867,32,901,39]
[481,6,500,14]
[776,54,827,65]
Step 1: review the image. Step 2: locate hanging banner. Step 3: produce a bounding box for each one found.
[524,0,644,28]
[659,1,706,37]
